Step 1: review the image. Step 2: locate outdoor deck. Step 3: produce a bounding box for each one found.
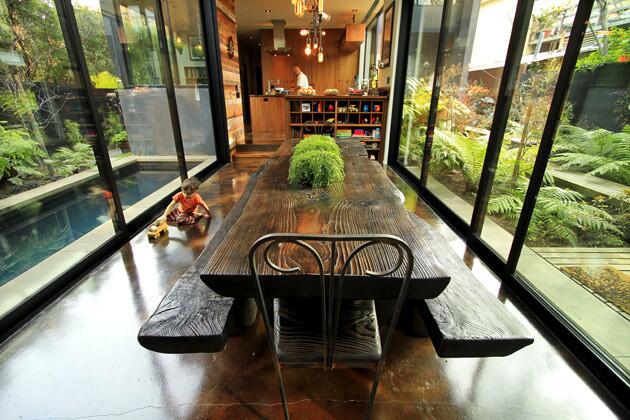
[532,247,630,275]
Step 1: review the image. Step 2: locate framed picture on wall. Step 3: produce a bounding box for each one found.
[381,2,394,67]
[188,36,205,61]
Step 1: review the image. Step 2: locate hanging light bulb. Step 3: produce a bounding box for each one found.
[294,0,304,17]
[318,50,324,63]
[313,36,318,50]
[305,37,312,55]
[318,0,324,14]
[291,0,297,4]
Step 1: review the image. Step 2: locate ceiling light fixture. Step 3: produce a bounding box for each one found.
[265,9,271,13]
[296,1,326,62]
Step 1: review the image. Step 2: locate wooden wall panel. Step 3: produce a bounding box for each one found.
[260,29,359,92]
[216,0,245,147]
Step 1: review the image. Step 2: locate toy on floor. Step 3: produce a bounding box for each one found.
[147,218,168,239]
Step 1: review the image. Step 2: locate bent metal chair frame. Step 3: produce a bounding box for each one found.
[248,233,414,420]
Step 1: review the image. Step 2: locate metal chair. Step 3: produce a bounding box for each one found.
[249,233,414,420]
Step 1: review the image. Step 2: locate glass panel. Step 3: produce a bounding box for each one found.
[425,0,518,224]
[516,3,630,378]
[0,0,116,314]
[396,1,445,178]
[71,0,181,221]
[163,0,216,173]
[481,1,579,258]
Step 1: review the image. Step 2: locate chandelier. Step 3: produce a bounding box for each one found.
[292,0,327,62]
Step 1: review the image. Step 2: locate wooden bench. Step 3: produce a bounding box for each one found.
[137,162,265,354]
[408,213,533,357]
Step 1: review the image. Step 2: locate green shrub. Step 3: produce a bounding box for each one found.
[292,135,338,158]
[51,143,95,176]
[104,112,128,147]
[64,120,86,147]
[575,27,630,72]
[0,124,46,185]
[90,71,122,89]
[552,125,630,185]
[288,149,344,188]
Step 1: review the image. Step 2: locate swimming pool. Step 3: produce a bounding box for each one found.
[0,165,179,287]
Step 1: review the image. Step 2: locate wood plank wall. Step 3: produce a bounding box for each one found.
[216,0,245,147]
[260,29,360,92]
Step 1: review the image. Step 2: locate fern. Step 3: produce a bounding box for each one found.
[0,124,46,184]
[552,125,630,184]
[51,143,95,176]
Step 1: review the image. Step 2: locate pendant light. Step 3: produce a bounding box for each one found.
[305,36,312,55]
[294,1,304,17]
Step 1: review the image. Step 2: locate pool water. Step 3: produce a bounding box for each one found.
[0,166,179,287]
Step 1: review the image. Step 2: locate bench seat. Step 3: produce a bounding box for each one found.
[137,268,237,354]
[409,213,534,357]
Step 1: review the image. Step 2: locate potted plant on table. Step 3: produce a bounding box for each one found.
[288,136,345,188]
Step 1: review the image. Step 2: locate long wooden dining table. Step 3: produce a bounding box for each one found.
[138,138,533,357]
[199,139,450,299]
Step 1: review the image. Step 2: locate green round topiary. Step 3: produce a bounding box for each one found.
[288,149,345,188]
[292,136,340,160]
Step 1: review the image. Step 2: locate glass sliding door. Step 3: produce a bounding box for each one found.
[162,0,217,174]
[424,0,518,224]
[0,0,117,316]
[389,0,630,387]
[479,0,579,258]
[71,0,182,222]
[515,3,630,377]
[396,1,444,177]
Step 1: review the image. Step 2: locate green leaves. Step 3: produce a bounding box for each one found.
[553,124,630,184]
[103,112,128,147]
[288,136,344,188]
[292,135,338,157]
[50,143,95,177]
[0,123,45,184]
[575,27,630,72]
[63,120,86,147]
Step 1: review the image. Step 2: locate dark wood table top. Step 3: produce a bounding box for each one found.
[199,139,450,299]
[139,140,533,356]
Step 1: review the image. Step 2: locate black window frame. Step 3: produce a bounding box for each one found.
[386,0,629,405]
[0,0,231,341]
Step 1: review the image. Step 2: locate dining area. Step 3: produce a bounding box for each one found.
[138,137,534,418]
[0,136,622,419]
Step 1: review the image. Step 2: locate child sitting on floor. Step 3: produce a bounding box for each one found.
[162,177,211,225]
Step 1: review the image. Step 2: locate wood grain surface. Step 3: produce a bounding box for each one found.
[140,140,532,357]
[200,139,451,299]
[137,164,263,354]
[274,298,381,366]
[408,214,534,357]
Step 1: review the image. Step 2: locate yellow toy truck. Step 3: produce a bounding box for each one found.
[147,218,168,239]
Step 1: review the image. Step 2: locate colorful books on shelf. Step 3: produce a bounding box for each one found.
[337,129,352,138]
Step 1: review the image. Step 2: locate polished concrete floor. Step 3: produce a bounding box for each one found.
[0,157,626,419]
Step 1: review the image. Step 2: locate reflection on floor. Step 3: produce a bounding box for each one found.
[0,157,625,419]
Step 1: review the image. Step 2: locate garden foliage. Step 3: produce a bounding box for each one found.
[399,63,629,248]
[0,124,45,185]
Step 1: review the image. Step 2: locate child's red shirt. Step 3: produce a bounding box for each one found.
[173,192,203,213]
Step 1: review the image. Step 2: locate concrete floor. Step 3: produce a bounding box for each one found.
[0,156,626,419]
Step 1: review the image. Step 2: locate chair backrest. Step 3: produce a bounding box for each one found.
[248,233,414,370]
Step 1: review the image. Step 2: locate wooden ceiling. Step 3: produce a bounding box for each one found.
[234,0,377,30]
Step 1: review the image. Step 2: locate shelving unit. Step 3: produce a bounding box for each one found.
[286,95,387,162]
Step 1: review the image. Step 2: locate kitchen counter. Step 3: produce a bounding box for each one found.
[250,94,387,99]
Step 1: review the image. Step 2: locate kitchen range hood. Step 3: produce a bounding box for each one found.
[267,20,292,56]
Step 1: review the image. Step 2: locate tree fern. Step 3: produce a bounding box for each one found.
[553,125,630,184]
